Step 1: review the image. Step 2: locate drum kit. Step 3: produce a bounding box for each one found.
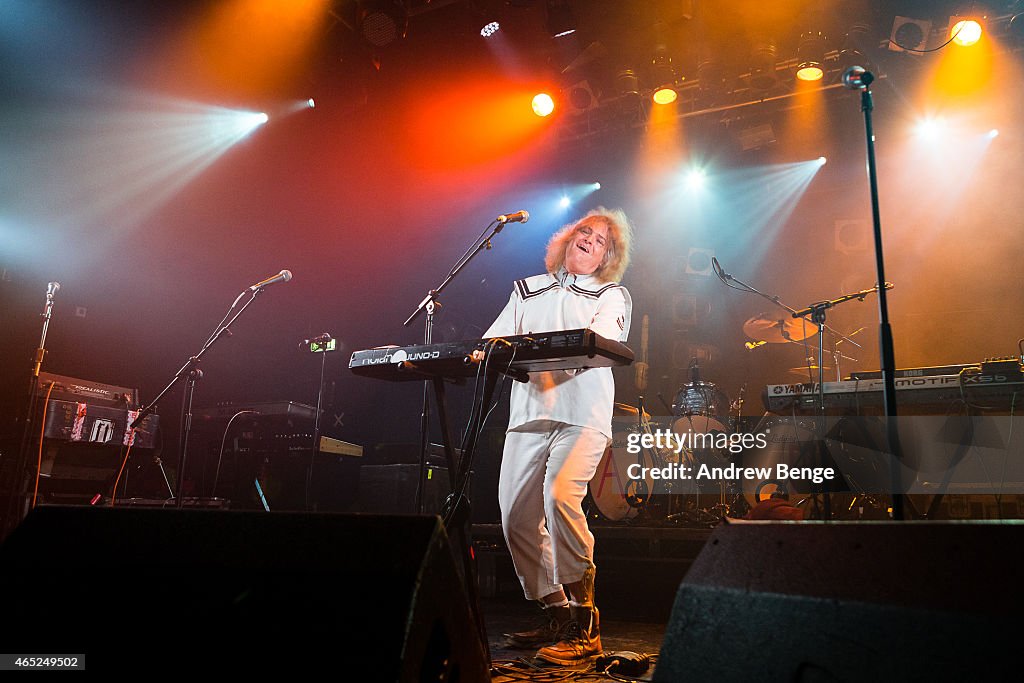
[585,313,869,526]
[587,385,748,526]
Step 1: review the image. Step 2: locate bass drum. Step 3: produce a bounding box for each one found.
[739,417,848,510]
[588,409,683,522]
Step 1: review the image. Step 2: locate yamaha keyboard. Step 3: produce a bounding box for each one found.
[349,329,634,381]
[765,365,1024,413]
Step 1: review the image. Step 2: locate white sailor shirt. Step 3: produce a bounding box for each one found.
[483,270,632,439]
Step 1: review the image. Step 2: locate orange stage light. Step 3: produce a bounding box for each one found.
[406,80,553,171]
[652,87,678,105]
[532,93,555,117]
[796,64,824,81]
[951,19,983,47]
[162,0,329,99]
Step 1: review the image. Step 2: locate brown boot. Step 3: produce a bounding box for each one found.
[534,604,602,664]
[504,604,572,649]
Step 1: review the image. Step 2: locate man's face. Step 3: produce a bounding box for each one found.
[563,219,610,276]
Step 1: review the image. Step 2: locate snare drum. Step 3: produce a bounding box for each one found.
[671,382,731,437]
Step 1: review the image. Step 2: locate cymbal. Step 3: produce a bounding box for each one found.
[743,313,818,343]
[614,402,651,419]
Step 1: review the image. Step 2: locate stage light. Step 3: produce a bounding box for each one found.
[686,168,707,190]
[217,111,269,138]
[817,156,827,165]
[796,64,824,82]
[1010,13,1024,45]
[651,51,677,104]
[233,112,269,133]
[838,22,873,75]
[988,129,999,138]
[749,40,778,91]
[481,21,500,38]
[559,196,571,208]
[950,19,982,46]
[532,93,555,117]
[653,87,678,105]
[615,69,640,98]
[307,98,316,108]
[592,182,601,190]
[914,117,946,139]
[546,0,576,38]
[796,31,826,82]
[697,55,727,104]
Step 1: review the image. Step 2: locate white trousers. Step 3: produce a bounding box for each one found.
[498,422,609,600]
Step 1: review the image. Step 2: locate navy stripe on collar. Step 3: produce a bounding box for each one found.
[569,282,620,299]
[516,278,559,300]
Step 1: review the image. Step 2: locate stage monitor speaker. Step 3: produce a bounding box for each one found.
[0,506,489,679]
[654,521,1021,681]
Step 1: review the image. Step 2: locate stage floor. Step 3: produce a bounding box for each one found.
[475,523,715,681]
[486,595,666,681]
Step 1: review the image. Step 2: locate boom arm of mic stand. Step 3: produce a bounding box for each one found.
[713,261,804,319]
[133,289,263,428]
[403,220,504,328]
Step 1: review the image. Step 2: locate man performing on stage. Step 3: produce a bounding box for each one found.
[482,208,633,664]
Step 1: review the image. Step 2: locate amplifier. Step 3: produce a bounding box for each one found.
[38,372,138,409]
[42,400,158,449]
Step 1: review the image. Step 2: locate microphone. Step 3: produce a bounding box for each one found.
[46,281,61,298]
[711,257,731,281]
[497,210,530,224]
[304,333,332,345]
[249,269,292,292]
[842,65,874,90]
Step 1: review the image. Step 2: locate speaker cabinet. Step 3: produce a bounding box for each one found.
[0,506,488,678]
[655,521,1021,681]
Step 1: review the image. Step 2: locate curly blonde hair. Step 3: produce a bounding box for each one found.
[544,207,634,283]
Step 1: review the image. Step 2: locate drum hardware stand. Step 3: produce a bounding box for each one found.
[133,286,267,510]
[712,259,867,521]
[792,286,890,414]
[730,385,746,432]
[792,286,891,520]
[832,327,865,382]
[2,282,60,539]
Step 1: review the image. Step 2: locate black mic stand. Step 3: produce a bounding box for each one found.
[2,283,60,538]
[846,67,906,519]
[402,217,512,670]
[403,218,508,513]
[305,334,334,511]
[133,287,266,510]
